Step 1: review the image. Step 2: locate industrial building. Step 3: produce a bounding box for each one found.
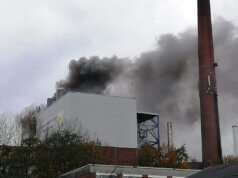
[36,91,159,164]
[59,164,199,178]
[38,91,138,148]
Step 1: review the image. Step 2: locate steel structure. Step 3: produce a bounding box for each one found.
[137,112,160,148]
[197,0,222,164]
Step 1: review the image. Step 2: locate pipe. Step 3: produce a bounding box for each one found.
[233,126,238,157]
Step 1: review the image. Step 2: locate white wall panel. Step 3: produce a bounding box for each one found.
[37,92,137,148]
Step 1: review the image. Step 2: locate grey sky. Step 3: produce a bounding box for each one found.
[0,0,237,159]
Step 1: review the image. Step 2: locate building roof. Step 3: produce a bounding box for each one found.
[46,91,136,110]
[188,163,238,178]
[59,164,199,178]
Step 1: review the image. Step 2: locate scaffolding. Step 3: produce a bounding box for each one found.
[137,112,160,148]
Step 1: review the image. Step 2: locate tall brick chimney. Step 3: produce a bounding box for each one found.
[197,0,222,165]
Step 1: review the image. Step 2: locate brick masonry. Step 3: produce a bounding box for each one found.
[79,173,96,178]
[101,146,137,165]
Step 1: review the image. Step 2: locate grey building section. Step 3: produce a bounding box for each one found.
[37,92,138,148]
[188,163,238,178]
[59,164,200,178]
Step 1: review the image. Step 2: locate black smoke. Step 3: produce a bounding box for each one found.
[57,18,238,158]
[56,56,130,94]
[129,32,198,124]
[57,29,199,124]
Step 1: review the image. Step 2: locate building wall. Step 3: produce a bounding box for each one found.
[101,146,137,165]
[81,173,96,178]
[37,92,137,148]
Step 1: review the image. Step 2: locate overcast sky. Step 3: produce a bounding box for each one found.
[0,0,238,159]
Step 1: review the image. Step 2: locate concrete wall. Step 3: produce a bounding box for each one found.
[37,92,137,148]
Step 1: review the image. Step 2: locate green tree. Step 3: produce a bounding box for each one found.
[34,130,103,177]
[137,144,190,169]
[175,144,189,168]
[0,138,40,177]
[0,145,12,176]
[164,147,178,168]
[137,144,159,167]
[0,130,104,178]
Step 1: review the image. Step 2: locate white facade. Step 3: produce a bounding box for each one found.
[37,92,137,148]
[233,125,238,156]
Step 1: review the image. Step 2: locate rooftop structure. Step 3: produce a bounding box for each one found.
[59,164,200,178]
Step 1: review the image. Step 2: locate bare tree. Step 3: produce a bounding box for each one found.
[0,112,21,146]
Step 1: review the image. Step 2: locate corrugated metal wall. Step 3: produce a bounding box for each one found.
[37,92,137,148]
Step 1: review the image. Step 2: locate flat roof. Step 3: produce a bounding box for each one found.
[188,163,238,178]
[59,164,200,178]
[43,91,136,113]
[69,91,136,100]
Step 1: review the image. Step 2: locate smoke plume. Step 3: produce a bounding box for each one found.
[57,18,238,158]
[57,28,199,124]
[56,56,130,94]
